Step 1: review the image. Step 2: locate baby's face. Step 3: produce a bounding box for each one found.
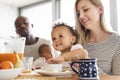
[40,46,52,60]
[51,26,76,52]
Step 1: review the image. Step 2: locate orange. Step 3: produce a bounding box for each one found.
[0,53,23,65]
[0,60,14,69]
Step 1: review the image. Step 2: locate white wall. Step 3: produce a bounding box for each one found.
[0,3,18,37]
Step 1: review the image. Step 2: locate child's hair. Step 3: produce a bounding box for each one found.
[38,44,50,54]
[52,22,79,44]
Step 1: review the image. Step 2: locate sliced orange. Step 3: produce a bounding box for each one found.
[0,60,14,69]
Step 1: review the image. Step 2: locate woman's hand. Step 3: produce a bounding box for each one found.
[47,56,65,64]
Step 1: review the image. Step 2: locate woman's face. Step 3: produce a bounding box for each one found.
[76,0,103,30]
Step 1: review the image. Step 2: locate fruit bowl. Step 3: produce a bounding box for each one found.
[0,68,23,80]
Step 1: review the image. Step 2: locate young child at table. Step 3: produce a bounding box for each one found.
[32,44,53,69]
[49,22,88,69]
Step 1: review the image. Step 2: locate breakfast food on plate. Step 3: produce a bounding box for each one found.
[44,69,60,72]
[62,67,72,72]
[0,60,14,69]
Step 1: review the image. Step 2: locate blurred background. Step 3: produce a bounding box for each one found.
[0,0,119,41]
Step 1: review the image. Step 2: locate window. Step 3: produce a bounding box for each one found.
[101,0,111,29]
[117,0,120,33]
[20,1,52,40]
[19,0,119,40]
[60,0,111,29]
[60,0,75,27]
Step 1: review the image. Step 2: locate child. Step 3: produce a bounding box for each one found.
[38,44,53,60]
[32,44,53,69]
[48,22,88,64]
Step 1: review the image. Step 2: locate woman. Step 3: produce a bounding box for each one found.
[48,0,120,75]
[75,0,120,75]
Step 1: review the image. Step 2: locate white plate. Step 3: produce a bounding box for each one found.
[35,69,74,77]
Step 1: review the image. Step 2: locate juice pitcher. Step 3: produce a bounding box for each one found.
[0,37,26,69]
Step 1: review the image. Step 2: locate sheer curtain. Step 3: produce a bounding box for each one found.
[117,0,120,33]
[101,0,111,30]
[21,1,52,40]
[60,0,75,27]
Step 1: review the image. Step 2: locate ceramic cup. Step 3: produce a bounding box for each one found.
[70,58,99,80]
[43,64,62,72]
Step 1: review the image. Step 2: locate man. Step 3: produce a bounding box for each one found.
[14,16,50,61]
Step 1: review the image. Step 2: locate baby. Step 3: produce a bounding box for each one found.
[38,44,53,60]
[49,22,88,69]
[32,44,53,69]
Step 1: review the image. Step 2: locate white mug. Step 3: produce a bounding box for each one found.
[43,64,62,72]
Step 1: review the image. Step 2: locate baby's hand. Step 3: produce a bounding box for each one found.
[32,66,41,70]
[47,56,65,64]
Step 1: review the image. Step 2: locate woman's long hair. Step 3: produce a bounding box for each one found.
[75,0,113,46]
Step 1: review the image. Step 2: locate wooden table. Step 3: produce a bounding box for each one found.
[57,75,120,80]
[12,71,120,80]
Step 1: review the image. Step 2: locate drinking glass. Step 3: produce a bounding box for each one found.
[22,57,33,73]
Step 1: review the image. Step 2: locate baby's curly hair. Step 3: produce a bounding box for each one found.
[52,22,79,44]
